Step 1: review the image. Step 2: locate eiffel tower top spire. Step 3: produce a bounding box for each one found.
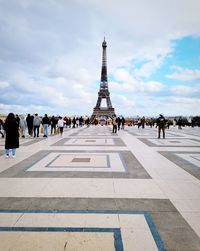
[91,38,115,120]
[101,37,108,86]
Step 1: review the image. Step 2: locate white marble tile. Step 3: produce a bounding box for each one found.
[113,179,167,199]
[0,213,22,227]
[172,199,200,212]
[0,178,48,197]
[181,212,200,238]
[119,215,149,230]
[121,229,158,251]
[0,212,160,251]
[0,232,116,251]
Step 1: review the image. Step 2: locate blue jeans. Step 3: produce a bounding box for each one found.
[44,124,48,137]
[5,148,16,156]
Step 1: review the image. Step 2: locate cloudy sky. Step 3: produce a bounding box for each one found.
[0,0,200,117]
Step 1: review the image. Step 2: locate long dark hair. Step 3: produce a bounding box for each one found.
[5,113,15,123]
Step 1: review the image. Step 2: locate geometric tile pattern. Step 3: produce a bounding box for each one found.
[159,151,200,180]
[51,137,126,146]
[1,125,200,251]
[0,210,162,251]
[139,138,200,147]
[0,150,151,179]
[0,198,200,251]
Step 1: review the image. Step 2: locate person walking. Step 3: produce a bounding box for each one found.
[26,114,34,137]
[117,117,121,130]
[112,116,117,133]
[19,115,27,138]
[42,114,50,137]
[0,119,4,138]
[57,116,65,136]
[72,117,76,128]
[50,115,57,135]
[4,113,19,158]
[157,114,166,139]
[177,117,182,129]
[121,117,125,130]
[33,114,41,138]
[79,116,84,127]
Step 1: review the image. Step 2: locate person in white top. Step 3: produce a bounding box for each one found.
[57,116,65,136]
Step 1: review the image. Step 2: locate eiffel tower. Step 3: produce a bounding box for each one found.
[91,38,115,121]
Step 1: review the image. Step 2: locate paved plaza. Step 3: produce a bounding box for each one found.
[0,125,200,250]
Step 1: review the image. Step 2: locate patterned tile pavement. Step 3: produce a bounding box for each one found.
[0,125,200,250]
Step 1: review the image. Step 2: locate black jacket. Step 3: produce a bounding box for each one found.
[4,121,19,149]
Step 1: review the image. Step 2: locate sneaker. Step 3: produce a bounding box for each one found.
[12,155,15,158]
[5,155,9,158]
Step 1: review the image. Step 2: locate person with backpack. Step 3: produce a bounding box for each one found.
[157,114,166,139]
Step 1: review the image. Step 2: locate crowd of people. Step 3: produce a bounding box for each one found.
[1,112,198,158]
[0,113,92,158]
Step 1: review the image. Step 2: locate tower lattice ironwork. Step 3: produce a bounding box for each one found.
[91,38,115,121]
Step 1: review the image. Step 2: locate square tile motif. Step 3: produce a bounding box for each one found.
[71,158,91,162]
[0,150,151,179]
[52,138,126,146]
[26,152,126,172]
[159,151,200,180]
[65,138,115,145]
[139,138,200,147]
[175,153,200,168]
[0,210,165,251]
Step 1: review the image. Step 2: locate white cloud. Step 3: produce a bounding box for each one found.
[111,68,164,94]
[142,81,164,92]
[0,81,10,88]
[166,66,200,81]
[170,85,200,98]
[0,0,200,116]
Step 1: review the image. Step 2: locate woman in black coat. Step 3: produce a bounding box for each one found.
[4,113,19,158]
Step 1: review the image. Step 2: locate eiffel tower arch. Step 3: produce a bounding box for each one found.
[91,38,115,121]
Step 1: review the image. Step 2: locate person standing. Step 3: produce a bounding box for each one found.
[121,117,125,130]
[4,113,19,158]
[72,117,76,128]
[0,119,4,138]
[33,114,41,138]
[177,117,182,129]
[42,114,50,137]
[79,116,84,127]
[19,116,27,138]
[117,117,121,130]
[15,114,20,127]
[157,114,166,139]
[26,114,34,137]
[141,116,145,129]
[50,115,57,135]
[57,116,65,136]
[112,116,117,133]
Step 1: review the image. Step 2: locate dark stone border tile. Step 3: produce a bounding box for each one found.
[127,130,184,138]
[138,138,200,147]
[51,137,126,146]
[159,151,200,180]
[20,138,44,146]
[0,198,199,250]
[0,138,44,148]
[0,150,151,179]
